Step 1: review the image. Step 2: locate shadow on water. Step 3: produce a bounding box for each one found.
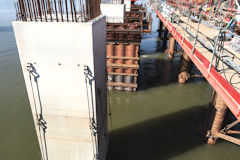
[108,105,207,160]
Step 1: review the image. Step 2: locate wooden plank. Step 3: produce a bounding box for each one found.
[107,82,138,88]
[107,42,141,45]
[108,72,138,76]
[107,56,139,60]
[107,29,141,33]
[107,63,139,69]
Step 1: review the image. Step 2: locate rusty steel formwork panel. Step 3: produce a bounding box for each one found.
[125,11,146,19]
[124,10,152,33]
[105,4,152,91]
[106,42,140,91]
[125,11,145,24]
[142,13,152,33]
[130,4,145,12]
[107,23,142,42]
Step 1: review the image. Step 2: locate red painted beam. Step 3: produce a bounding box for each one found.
[167,2,240,25]
[152,6,240,120]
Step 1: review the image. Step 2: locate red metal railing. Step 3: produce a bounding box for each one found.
[152,5,240,121]
[166,0,240,25]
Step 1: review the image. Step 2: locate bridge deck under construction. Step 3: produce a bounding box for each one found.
[175,11,240,91]
[152,4,240,121]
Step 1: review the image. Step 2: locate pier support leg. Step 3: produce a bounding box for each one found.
[158,20,163,37]
[13,16,108,160]
[178,51,191,83]
[162,26,169,50]
[163,25,168,39]
[207,93,227,144]
[168,36,176,59]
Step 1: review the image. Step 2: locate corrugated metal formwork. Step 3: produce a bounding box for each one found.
[106,42,139,91]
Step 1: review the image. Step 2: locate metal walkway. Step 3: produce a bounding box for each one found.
[151,1,240,121]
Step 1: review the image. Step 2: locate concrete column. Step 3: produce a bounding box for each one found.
[13,16,108,160]
[178,51,191,83]
[100,3,126,23]
[168,36,176,59]
[124,0,131,11]
[207,93,227,144]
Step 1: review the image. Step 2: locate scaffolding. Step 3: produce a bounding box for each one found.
[151,0,240,92]
[151,0,240,145]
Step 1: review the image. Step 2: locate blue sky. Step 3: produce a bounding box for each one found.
[0,0,16,26]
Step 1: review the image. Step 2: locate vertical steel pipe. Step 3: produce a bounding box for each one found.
[47,0,52,21]
[115,44,124,90]
[31,0,37,21]
[168,36,176,59]
[26,0,33,21]
[207,94,227,144]
[69,0,74,22]
[178,51,191,83]
[23,0,29,19]
[65,0,69,22]
[36,0,43,21]
[41,0,48,22]
[59,0,64,22]
[53,0,58,22]
[72,0,77,22]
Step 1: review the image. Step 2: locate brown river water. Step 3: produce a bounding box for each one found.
[0,6,240,160]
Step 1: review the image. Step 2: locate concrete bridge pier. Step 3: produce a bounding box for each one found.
[13,16,108,160]
[178,51,192,83]
[207,93,227,144]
